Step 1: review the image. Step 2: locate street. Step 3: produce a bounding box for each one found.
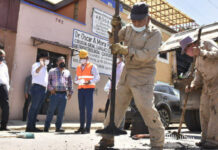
[0,121,201,150]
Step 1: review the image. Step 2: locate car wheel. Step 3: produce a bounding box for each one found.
[185,110,201,132]
[158,108,170,128]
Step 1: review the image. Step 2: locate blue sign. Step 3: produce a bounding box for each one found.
[100,0,123,12]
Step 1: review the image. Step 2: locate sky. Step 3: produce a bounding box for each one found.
[166,0,218,25]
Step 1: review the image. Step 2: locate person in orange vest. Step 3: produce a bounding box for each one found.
[74,50,100,134]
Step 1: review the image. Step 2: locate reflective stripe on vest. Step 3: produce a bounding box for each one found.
[76,63,95,89]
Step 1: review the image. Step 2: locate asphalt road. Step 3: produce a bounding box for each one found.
[0,125,201,150]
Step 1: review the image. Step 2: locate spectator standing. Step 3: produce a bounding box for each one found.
[26,52,49,132]
[74,50,100,134]
[0,50,10,131]
[44,56,73,132]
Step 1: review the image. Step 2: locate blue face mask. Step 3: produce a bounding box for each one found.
[131,24,146,32]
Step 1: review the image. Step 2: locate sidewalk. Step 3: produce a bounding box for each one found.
[7,120,104,131]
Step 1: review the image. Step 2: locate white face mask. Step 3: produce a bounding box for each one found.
[131,24,146,32]
[45,60,50,66]
[80,59,87,65]
[117,58,121,64]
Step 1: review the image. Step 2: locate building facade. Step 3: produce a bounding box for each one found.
[2,0,177,121]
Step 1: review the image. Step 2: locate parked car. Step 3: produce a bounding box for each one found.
[174,78,201,132]
[125,84,181,130]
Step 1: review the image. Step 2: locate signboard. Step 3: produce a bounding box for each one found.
[72,29,112,75]
[100,0,123,12]
[92,8,112,38]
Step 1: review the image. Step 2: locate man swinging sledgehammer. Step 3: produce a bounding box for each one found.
[95,2,165,150]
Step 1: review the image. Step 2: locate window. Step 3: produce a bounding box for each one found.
[37,49,67,70]
[73,1,79,20]
[24,0,86,23]
[159,53,167,59]
[155,85,173,95]
[158,52,169,64]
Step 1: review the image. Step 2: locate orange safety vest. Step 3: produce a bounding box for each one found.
[76,62,95,89]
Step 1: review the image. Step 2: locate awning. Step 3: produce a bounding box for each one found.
[160,22,218,53]
[31,36,79,55]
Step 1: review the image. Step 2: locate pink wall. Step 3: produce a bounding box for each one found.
[9,0,118,121]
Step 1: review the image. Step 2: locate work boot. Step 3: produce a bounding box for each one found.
[95,138,114,150]
[74,127,84,134]
[56,128,65,133]
[26,127,42,132]
[195,141,205,147]
[82,128,90,134]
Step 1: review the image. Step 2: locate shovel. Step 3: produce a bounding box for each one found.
[171,27,203,139]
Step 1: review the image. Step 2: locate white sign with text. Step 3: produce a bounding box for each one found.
[72,29,112,75]
[92,8,112,39]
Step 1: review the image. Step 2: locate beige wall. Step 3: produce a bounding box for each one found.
[155,29,174,85]
[9,0,117,121]
[9,0,175,121]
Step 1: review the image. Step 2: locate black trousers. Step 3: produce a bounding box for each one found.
[23,95,31,121]
[0,85,9,129]
[105,98,110,118]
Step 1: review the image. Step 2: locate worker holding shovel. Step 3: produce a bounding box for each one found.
[180,36,218,149]
[95,2,165,150]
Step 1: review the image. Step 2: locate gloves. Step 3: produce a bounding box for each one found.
[110,43,128,56]
[108,30,114,44]
[111,16,121,28]
[108,16,122,44]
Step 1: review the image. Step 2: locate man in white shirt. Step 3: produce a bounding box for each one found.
[0,50,10,131]
[104,54,125,117]
[26,52,49,132]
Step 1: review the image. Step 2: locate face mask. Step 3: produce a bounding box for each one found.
[117,59,120,63]
[59,62,66,69]
[131,24,146,32]
[80,59,87,65]
[45,60,50,66]
[0,56,5,62]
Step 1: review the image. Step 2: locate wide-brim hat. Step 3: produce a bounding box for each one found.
[180,36,194,54]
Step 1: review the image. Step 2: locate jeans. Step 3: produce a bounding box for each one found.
[27,84,46,130]
[78,88,94,130]
[0,85,9,129]
[44,93,67,130]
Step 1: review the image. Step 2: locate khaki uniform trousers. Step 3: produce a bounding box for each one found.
[200,92,218,145]
[103,81,165,147]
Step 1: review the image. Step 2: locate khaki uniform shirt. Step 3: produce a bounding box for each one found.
[191,40,218,95]
[118,24,162,86]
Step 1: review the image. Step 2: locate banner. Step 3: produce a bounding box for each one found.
[72,29,112,75]
[92,8,112,38]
